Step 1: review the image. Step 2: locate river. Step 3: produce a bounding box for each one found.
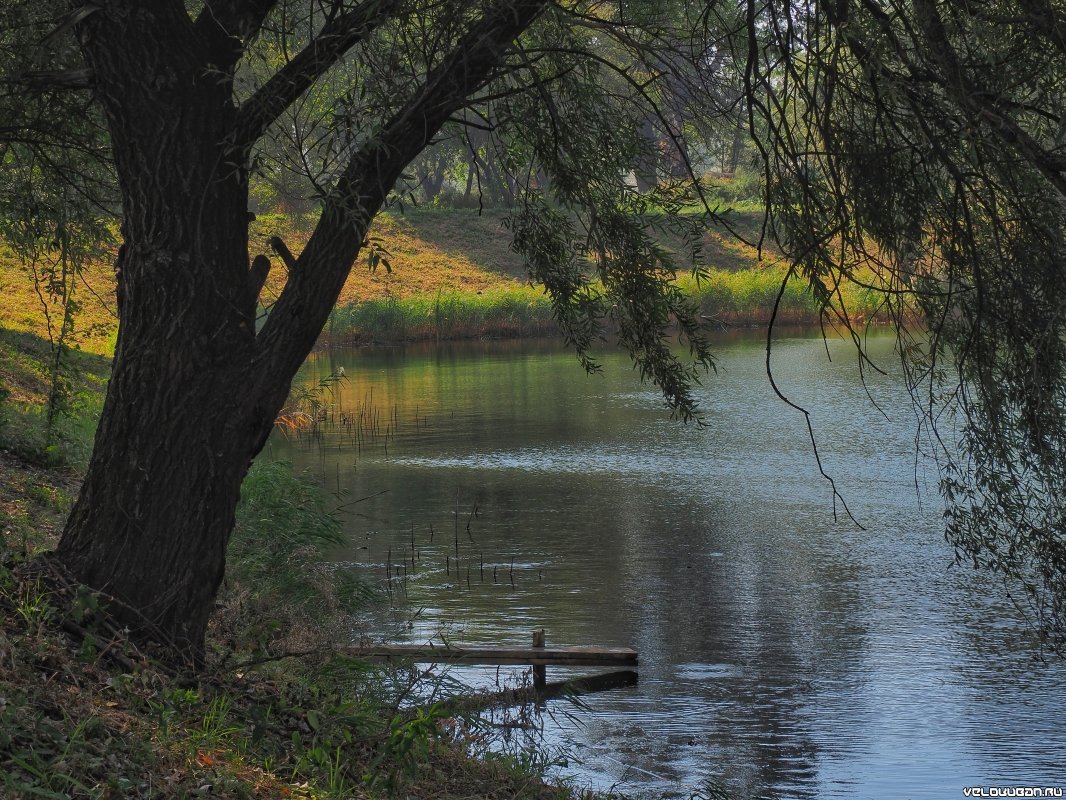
[268,330,1066,799]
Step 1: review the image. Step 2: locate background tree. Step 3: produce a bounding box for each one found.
[743,0,1066,644]
[0,3,116,449]
[1,0,728,661]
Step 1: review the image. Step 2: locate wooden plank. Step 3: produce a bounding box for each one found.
[435,670,639,714]
[342,643,638,667]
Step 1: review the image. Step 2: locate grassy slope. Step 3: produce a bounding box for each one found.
[0,209,539,352]
[1,207,867,353]
[260,209,885,339]
[251,208,848,343]
[250,208,779,304]
[0,238,119,358]
[251,210,531,307]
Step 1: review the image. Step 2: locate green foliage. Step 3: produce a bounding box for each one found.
[220,459,375,654]
[193,695,244,751]
[491,6,727,420]
[144,686,200,740]
[678,266,886,325]
[11,578,54,633]
[0,2,115,256]
[703,167,765,211]
[748,0,1066,642]
[0,309,108,476]
[232,459,343,570]
[0,384,102,471]
[0,2,116,454]
[330,285,556,343]
[2,712,101,798]
[369,703,449,790]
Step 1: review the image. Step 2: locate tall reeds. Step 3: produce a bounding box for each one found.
[324,286,557,344]
[324,268,890,345]
[676,268,889,327]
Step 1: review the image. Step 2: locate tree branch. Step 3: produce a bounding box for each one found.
[269,236,297,271]
[20,68,94,90]
[248,254,271,302]
[912,0,1066,198]
[253,0,550,397]
[194,0,278,67]
[232,0,404,149]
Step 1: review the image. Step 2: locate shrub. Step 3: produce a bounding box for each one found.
[214,459,376,656]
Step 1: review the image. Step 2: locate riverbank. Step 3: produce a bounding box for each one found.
[0,328,608,799]
[0,209,888,353]
[273,209,886,345]
[278,209,889,344]
[316,269,887,346]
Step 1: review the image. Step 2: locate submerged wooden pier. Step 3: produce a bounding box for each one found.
[344,642,638,667]
[345,629,638,692]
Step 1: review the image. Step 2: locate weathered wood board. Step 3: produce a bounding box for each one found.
[344,643,638,667]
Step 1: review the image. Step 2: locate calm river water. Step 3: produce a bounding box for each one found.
[269,330,1066,799]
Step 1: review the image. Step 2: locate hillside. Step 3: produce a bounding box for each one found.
[0,208,786,353]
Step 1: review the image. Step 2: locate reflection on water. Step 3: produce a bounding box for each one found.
[268,331,1066,799]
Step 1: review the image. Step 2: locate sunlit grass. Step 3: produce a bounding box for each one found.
[676,266,890,327]
[327,285,558,343]
[326,265,892,343]
[0,239,118,357]
[1,209,891,354]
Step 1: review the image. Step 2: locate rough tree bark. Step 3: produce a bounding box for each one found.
[54,0,548,661]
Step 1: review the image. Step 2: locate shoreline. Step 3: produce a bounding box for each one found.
[309,261,892,348]
[0,326,605,800]
[313,297,892,349]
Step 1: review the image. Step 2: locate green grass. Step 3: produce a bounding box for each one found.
[327,285,558,343]
[214,458,380,656]
[675,267,889,327]
[0,328,109,471]
[326,265,892,343]
[686,268,817,325]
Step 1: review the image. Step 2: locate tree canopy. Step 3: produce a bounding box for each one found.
[1,0,1065,656]
[747,0,1066,644]
[0,0,736,658]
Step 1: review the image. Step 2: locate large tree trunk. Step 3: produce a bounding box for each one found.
[55,0,548,663]
[56,5,271,658]
[58,313,261,656]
